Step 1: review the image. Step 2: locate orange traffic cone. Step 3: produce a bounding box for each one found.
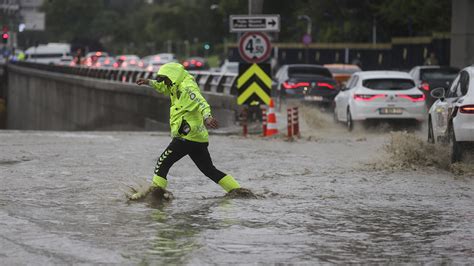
[265,99,278,136]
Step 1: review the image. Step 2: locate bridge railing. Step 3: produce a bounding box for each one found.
[12,61,239,96]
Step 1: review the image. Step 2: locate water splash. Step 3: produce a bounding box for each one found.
[123,178,174,203]
[300,105,332,130]
[372,132,473,176]
[224,188,260,199]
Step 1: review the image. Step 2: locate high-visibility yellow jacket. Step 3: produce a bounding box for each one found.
[150,62,212,143]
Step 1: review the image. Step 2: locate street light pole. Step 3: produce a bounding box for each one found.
[298,15,312,36]
[298,15,312,63]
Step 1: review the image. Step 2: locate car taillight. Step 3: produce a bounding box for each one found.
[459,105,474,114]
[420,82,430,91]
[183,61,190,67]
[113,62,119,68]
[282,81,310,89]
[317,82,335,89]
[398,94,425,102]
[196,61,203,67]
[354,94,385,101]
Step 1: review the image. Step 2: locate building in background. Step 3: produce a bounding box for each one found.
[19,0,45,31]
[1,0,44,50]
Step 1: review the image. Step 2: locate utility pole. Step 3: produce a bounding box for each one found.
[298,15,312,63]
[248,0,263,15]
[372,16,377,45]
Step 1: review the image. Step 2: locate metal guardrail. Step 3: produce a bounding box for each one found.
[11,61,239,96]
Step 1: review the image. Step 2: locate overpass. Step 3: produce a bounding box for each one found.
[0,62,239,131]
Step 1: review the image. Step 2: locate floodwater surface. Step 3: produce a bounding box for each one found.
[0,109,473,264]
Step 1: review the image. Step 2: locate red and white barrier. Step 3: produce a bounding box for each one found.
[287,107,300,138]
[261,107,267,137]
[287,108,293,138]
[292,107,300,137]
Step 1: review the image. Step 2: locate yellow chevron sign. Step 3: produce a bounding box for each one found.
[237,63,272,105]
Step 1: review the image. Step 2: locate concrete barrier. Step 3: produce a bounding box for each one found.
[6,63,239,131]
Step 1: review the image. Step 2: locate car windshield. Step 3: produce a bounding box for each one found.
[420,68,458,80]
[288,67,332,78]
[98,57,115,63]
[328,67,360,74]
[27,53,65,59]
[362,78,415,90]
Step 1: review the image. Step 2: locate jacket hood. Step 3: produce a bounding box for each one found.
[157,62,187,86]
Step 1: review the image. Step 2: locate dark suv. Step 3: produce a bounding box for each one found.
[408,66,460,107]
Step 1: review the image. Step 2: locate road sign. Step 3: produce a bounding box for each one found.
[230,15,280,32]
[302,34,312,45]
[237,63,272,105]
[238,32,272,63]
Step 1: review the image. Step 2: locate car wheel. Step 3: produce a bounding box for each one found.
[428,117,435,144]
[346,108,354,132]
[449,127,463,163]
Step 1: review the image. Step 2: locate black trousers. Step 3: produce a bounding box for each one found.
[154,138,226,183]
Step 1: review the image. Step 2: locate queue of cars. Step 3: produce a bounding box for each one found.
[270,62,471,163]
[24,43,206,72]
[24,43,470,162]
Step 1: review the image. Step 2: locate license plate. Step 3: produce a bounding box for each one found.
[379,108,403,114]
[304,96,323,101]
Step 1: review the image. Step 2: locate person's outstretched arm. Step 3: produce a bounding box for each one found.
[136,78,170,96]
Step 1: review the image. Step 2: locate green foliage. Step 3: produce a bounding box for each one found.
[41,0,451,56]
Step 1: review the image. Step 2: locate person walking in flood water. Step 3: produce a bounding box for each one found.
[132,62,241,199]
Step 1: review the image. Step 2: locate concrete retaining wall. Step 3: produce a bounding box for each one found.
[6,64,238,131]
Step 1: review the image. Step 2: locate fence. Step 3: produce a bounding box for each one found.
[12,61,239,96]
[226,35,451,71]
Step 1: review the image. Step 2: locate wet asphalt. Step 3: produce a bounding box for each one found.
[0,121,473,264]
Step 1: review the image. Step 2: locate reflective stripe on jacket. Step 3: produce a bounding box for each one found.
[150,62,211,143]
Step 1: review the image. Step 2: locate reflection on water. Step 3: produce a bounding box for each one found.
[145,198,237,265]
[1,132,472,264]
[148,208,199,265]
[129,193,472,264]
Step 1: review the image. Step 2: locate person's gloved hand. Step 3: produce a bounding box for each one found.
[136,78,149,86]
[205,116,219,129]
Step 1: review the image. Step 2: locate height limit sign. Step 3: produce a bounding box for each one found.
[238,32,272,63]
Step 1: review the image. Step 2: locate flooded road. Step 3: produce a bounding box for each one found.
[1,110,473,264]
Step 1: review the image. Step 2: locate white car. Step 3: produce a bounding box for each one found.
[428,66,474,162]
[334,71,426,131]
[25,43,71,64]
[142,53,177,72]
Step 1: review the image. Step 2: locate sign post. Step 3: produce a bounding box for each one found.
[230,15,280,32]
[238,32,272,63]
[231,14,280,106]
